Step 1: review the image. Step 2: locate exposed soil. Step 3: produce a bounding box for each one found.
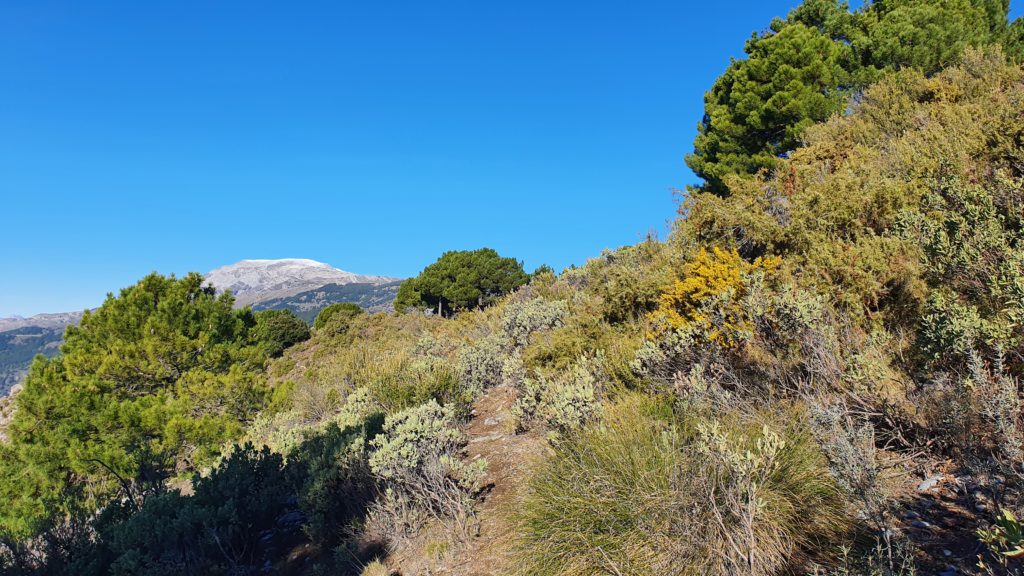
[889,458,1001,575]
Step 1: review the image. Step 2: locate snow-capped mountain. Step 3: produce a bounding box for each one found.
[204,259,398,307]
[0,259,402,396]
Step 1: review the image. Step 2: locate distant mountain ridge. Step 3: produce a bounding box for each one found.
[0,311,83,333]
[0,259,402,395]
[205,258,398,307]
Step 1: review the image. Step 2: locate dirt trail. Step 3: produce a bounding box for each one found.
[386,385,546,575]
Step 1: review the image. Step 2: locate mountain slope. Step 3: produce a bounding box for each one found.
[252,280,402,322]
[0,313,82,396]
[205,258,398,307]
[0,325,66,396]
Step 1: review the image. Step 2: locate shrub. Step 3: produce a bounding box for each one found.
[334,386,383,429]
[368,401,486,534]
[631,322,732,396]
[94,444,293,576]
[522,305,641,378]
[512,353,606,435]
[360,559,390,576]
[978,509,1024,574]
[456,335,508,395]
[511,395,680,576]
[291,377,345,424]
[585,240,679,323]
[810,402,891,538]
[287,419,381,546]
[364,358,474,418]
[690,410,850,575]
[903,176,1024,362]
[501,297,568,349]
[511,396,849,576]
[649,247,779,348]
[254,309,312,357]
[314,302,365,334]
[921,351,1024,469]
[634,275,853,405]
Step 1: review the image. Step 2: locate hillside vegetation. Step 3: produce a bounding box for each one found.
[5,1,1024,575]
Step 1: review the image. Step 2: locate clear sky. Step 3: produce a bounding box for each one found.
[2,1,1022,317]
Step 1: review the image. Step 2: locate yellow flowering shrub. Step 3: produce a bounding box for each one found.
[649,247,779,347]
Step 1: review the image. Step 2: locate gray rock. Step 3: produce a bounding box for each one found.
[918,474,943,492]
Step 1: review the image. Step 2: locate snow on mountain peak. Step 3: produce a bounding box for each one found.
[204,259,397,306]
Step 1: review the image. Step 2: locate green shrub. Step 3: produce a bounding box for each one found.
[579,240,679,323]
[314,302,365,334]
[254,309,311,357]
[978,509,1024,573]
[522,309,643,387]
[287,418,381,546]
[95,443,293,576]
[360,559,390,576]
[364,358,474,417]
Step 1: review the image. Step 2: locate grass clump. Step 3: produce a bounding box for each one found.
[511,395,850,576]
[359,559,390,576]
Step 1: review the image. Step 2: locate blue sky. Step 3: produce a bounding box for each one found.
[1,1,1021,316]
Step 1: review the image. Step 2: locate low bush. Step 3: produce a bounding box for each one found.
[501,297,568,349]
[315,302,365,335]
[583,240,680,323]
[368,401,486,535]
[88,443,293,576]
[512,353,606,435]
[978,509,1024,575]
[456,335,508,395]
[511,396,850,576]
[359,559,390,576]
[648,247,780,348]
[522,311,643,390]
[288,418,381,546]
[920,351,1024,470]
[254,309,312,357]
[364,358,474,418]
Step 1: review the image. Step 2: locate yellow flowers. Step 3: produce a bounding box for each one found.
[649,247,779,347]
